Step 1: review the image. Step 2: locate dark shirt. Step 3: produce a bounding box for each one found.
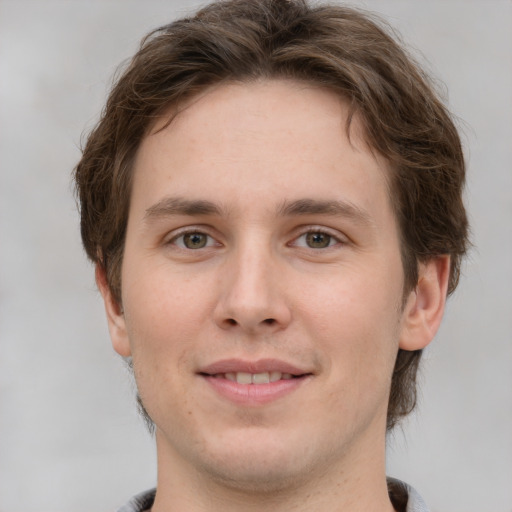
[117,478,429,512]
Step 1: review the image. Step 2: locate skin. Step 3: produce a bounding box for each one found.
[98,80,449,511]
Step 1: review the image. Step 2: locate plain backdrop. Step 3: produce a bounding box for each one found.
[0,1,511,511]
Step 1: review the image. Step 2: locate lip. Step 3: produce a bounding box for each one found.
[199,358,309,376]
[198,358,312,406]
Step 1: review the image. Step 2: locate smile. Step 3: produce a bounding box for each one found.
[198,359,312,405]
[210,371,296,384]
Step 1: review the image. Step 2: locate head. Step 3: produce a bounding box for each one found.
[75,0,468,432]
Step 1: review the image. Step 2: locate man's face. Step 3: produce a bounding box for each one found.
[103,80,429,489]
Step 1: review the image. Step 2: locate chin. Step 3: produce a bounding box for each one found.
[193,431,325,494]
[203,456,312,495]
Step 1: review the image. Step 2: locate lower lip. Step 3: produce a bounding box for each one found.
[201,375,309,405]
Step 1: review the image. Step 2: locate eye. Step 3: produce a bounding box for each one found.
[294,230,340,249]
[171,231,215,250]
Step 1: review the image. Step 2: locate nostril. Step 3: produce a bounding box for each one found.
[220,317,280,329]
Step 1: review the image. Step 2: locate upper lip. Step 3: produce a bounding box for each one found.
[198,358,311,376]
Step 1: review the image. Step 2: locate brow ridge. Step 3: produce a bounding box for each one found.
[277,198,373,226]
[144,196,373,227]
[144,197,224,220]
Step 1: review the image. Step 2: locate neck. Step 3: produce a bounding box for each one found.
[151,428,396,512]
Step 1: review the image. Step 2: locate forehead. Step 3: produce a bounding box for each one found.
[131,79,393,221]
[149,80,376,159]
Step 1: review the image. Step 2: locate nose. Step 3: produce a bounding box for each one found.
[213,243,292,334]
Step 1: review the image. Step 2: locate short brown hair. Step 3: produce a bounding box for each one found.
[74,0,469,430]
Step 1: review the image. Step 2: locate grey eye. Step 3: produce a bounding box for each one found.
[305,232,332,248]
[182,232,208,249]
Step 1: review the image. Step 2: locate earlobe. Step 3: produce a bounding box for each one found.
[399,256,451,351]
[95,264,132,357]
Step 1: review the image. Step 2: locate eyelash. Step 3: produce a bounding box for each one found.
[290,228,344,250]
[166,226,345,251]
[167,229,218,250]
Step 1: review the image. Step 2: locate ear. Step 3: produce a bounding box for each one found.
[95,264,132,357]
[399,255,451,351]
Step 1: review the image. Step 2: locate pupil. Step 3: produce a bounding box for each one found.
[184,233,206,249]
[306,232,330,248]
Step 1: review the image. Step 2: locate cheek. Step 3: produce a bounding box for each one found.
[298,263,402,336]
[122,258,210,344]
[296,266,402,386]
[120,272,198,392]
[123,280,202,425]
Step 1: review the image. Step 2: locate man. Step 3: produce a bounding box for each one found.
[74,1,468,510]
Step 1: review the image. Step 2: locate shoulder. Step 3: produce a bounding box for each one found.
[116,488,156,512]
[117,482,429,512]
[388,477,430,512]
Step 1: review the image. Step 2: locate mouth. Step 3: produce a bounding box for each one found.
[198,359,312,404]
[201,370,305,383]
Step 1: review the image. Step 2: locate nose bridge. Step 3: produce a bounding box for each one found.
[215,233,290,332]
[233,238,273,301]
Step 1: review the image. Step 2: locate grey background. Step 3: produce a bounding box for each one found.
[0,1,511,511]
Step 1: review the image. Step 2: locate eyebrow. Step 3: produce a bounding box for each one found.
[144,196,373,227]
[277,198,374,226]
[144,197,225,220]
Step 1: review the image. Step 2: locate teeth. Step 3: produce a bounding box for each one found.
[269,371,282,382]
[252,372,270,384]
[217,371,296,384]
[236,372,253,384]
